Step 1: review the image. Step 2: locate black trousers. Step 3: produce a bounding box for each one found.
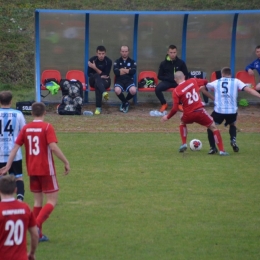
[89,74,111,107]
[155,81,177,105]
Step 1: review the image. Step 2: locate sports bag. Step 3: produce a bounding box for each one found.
[16,101,35,115]
[138,77,156,88]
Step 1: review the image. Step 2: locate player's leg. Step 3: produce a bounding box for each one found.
[124,82,137,113]
[208,123,228,155]
[9,160,25,201]
[179,121,188,152]
[255,82,260,93]
[226,113,239,152]
[114,80,127,111]
[155,81,174,112]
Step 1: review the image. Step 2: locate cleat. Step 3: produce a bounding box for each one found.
[120,103,124,112]
[159,103,168,112]
[39,234,49,242]
[219,151,229,156]
[123,102,129,113]
[94,107,101,115]
[179,144,187,153]
[178,104,183,112]
[208,147,218,154]
[102,92,109,101]
[230,140,239,152]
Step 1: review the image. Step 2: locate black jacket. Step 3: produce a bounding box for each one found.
[113,57,136,80]
[158,55,188,83]
[87,56,112,78]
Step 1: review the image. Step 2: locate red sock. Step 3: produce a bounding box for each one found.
[213,130,224,152]
[179,125,187,144]
[36,203,54,229]
[33,206,42,219]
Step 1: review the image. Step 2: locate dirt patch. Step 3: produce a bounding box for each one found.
[37,103,260,133]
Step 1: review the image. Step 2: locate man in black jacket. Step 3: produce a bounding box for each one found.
[88,46,112,115]
[156,45,189,112]
[113,45,137,113]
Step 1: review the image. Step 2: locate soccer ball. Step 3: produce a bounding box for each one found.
[69,84,80,98]
[62,95,73,105]
[73,96,83,106]
[190,139,202,151]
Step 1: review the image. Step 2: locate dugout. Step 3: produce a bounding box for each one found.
[35,9,260,104]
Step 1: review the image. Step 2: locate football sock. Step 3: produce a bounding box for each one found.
[36,203,54,231]
[126,92,134,101]
[117,93,127,103]
[213,130,224,152]
[207,128,216,148]
[229,124,237,141]
[16,180,25,201]
[179,125,187,144]
[33,206,43,237]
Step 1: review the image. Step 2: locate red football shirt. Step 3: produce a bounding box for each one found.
[0,199,36,260]
[167,78,206,119]
[15,120,58,176]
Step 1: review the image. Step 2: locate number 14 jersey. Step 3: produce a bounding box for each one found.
[15,120,58,176]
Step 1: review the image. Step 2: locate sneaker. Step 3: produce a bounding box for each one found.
[159,103,168,112]
[179,144,187,153]
[230,140,239,152]
[178,104,183,112]
[102,92,109,101]
[120,103,124,112]
[208,147,218,154]
[219,151,229,156]
[123,102,129,113]
[94,107,101,115]
[39,234,49,242]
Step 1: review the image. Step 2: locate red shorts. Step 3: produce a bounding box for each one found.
[181,108,213,127]
[29,175,59,193]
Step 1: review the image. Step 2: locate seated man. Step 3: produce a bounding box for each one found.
[245,45,260,92]
[88,45,112,115]
[113,45,137,113]
[156,44,189,112]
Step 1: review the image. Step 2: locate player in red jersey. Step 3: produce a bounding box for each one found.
[161,71,229,156]
[0,102,70,242]
[0,175,38,260]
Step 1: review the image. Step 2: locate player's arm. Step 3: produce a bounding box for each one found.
[102,58,112,77]
[200,85,214,101]
[128,60,136,75]
[49,142,70,175]
[243,86,260,98]
[0,144,20,175]
[162,91,179,121]
[27,225,38,260]
[245,61,255,75]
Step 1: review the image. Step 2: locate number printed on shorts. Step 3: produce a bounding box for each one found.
[27,135,40,155]
[186,88,199,104]
[4,219,24,246]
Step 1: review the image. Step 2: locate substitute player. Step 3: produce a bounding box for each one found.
[0,91,26,201]
[0,102,70,242]
[0,175,38,260]
[202,67,260,154]
[161,71,229,156]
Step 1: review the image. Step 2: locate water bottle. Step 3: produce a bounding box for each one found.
[83,110,93,116]
[150,110,166,116]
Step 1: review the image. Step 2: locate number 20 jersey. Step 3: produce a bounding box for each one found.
[0,199,36,260]
[0,108,26,162]
[15,120,58,176]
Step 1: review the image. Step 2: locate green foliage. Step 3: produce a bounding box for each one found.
[22,132,260,259]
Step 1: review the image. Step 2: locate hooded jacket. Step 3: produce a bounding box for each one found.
[158,55,188,83]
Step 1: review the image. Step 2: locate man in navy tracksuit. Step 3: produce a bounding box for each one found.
[113,45,137,113]
[156,45,189,112]
[245,45,260,92]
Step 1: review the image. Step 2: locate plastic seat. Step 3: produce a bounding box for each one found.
[210,70,221,81]
[41,70,62,90]
[66,70,87,91]
[235,70,256,89]
[138,71,158,92]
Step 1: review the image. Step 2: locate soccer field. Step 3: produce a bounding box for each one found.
[23,131,260,260]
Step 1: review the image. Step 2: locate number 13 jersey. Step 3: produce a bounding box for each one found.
[15,120,58,176]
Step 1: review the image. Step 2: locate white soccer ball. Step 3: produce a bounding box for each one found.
[190,139,202,151]
[62,95,73,105]
[69,84,80,98]
[73,96,83,106]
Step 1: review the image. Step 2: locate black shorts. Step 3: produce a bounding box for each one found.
[0,160,23,178]
[114,78,135,92]
[211,111,237,126]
